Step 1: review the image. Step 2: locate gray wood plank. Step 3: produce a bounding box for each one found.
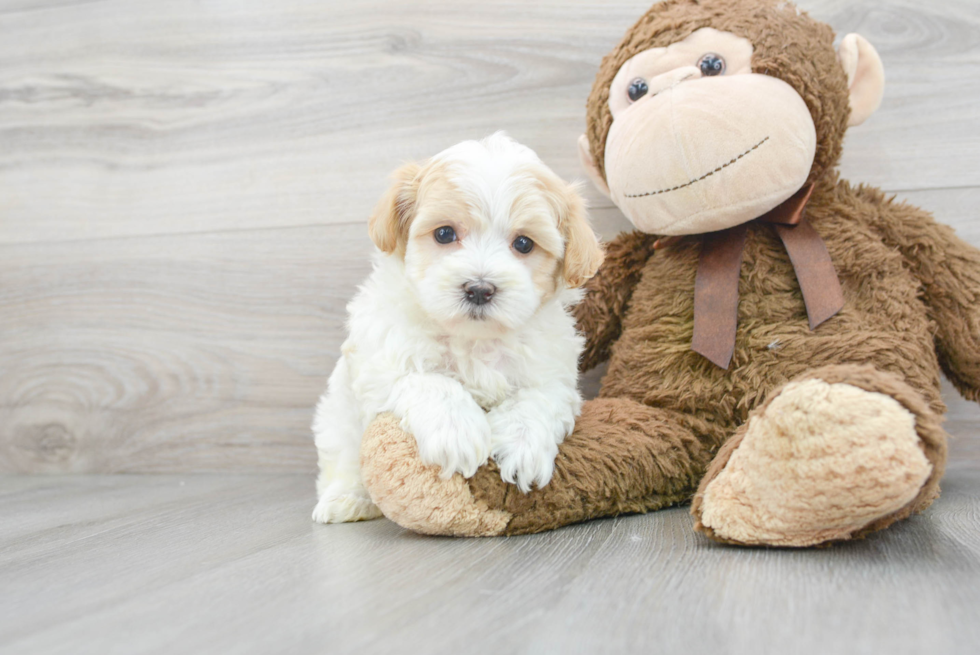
[1,471,978,655]
[1,0,978,244]
[0,224,373,473]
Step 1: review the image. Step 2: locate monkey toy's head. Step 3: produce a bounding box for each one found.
[579,0,885,236]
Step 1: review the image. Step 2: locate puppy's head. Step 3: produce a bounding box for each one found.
[369,133,603,336]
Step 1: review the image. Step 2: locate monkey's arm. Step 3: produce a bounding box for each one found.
[574,230,656,372]
[873,193,980,402]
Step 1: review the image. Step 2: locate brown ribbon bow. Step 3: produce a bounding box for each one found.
[656,184,844,369]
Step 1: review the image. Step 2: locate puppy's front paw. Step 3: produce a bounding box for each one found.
[312,487,383,524]
[488,407,562,493]
[407,402,491,479]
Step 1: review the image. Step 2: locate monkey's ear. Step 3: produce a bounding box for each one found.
[558,182,605,288]
[577,134,611,199]
[368,162,422,254]
[837,34,885,127]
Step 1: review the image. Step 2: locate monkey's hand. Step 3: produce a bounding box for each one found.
[874,193,980,403]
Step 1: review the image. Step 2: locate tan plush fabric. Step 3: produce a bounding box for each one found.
[360,414,511,537]
[586,0,850,188]
[695,378,930,546]
[357,0,979,546]
[691,365,949,545]
[604,54,818,235]
[838,33,885,127]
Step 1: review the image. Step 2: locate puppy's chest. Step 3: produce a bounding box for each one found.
[439,340,519,410]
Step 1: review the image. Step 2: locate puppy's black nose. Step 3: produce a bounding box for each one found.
[463,281,496,306]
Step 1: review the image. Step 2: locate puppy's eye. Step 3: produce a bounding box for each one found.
[512,235,534,254]
[698,53,726,76]
[627,78,648,102]
[434,226,457,244]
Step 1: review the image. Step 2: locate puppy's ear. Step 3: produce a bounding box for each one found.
[368,162,422,254]
[556,182,604,288]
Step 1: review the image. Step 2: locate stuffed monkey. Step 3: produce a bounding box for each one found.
[358,0,980,546]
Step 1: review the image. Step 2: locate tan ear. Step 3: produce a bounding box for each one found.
[368,162,421,254]
[837,34,885,127]
[558,183,605,288]
[577,134,611,198]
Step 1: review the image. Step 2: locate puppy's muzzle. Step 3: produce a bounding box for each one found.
[463,281,496,306]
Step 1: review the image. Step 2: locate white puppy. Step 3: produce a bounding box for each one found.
[312,133,604,524]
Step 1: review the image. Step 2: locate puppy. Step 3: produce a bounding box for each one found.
[312,133,604,523]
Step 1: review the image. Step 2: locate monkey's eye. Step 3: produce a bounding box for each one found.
[512,235,534,254]
[698,53,726,76]
[434,226,457,244]
[627,78,649,102]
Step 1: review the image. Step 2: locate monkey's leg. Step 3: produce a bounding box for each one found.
[692,364,948,547]
[359,398,722,537]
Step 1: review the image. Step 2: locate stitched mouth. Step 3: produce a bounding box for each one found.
[624,136,770,199]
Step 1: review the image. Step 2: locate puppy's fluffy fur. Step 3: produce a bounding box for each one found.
[312,133,603,523]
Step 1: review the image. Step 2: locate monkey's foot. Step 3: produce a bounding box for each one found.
[360,413,512,537]
[692,368,940,547]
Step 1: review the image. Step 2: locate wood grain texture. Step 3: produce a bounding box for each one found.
[1,0,978,244]
[1,471,979,655]
[1,0,979,473]
[0,224,374,473]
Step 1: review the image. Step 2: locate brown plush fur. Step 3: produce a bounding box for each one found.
[357,0,980,545]
[361,400,718,536]
[470,399,717,535]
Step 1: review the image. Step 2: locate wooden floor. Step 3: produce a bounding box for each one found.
[2,469,979,655]
[2,0,980,652]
